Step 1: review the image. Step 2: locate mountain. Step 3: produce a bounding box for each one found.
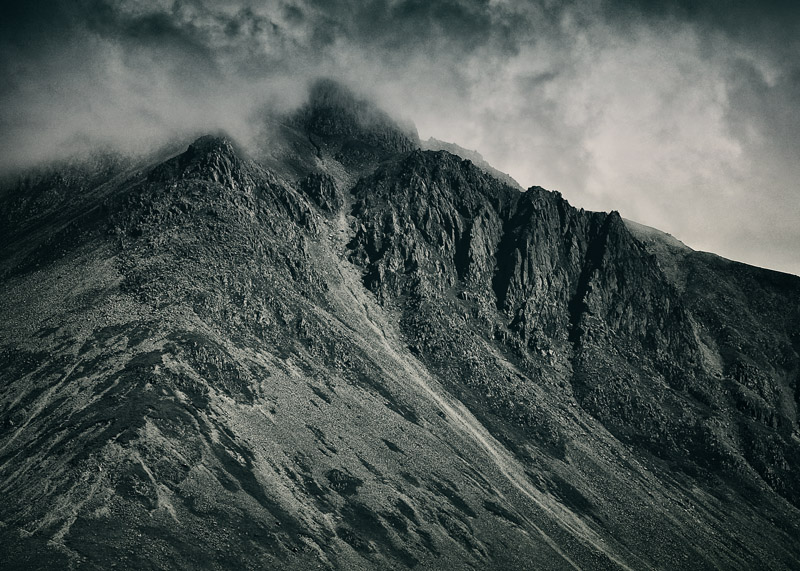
[1,79,799,570]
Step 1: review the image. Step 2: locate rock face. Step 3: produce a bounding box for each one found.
[1,79,800,570]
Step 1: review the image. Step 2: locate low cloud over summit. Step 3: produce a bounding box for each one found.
[2,0,799,274]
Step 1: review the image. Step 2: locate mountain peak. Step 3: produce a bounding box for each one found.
[147,134,253,188]
[186,134,237,157]
[291,78,418,165]
[306,77,362,111]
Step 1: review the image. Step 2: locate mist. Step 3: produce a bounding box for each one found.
[2,0,798,275]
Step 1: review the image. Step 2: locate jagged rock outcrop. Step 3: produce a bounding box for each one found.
[300,172,343,214]
[348,150,517,300]
[1,80,799,570]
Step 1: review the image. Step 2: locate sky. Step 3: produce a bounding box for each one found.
[2,0,799,275]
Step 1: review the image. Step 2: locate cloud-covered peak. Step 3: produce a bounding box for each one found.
[291,78,419,159]
[1,0,798,274]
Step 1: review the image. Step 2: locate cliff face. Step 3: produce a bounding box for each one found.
[346,141,800,500]
[1,80,799,570]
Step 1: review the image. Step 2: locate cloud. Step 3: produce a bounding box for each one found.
[1,0,798,274]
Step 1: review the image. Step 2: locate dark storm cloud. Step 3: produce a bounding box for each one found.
[1,0,798,274]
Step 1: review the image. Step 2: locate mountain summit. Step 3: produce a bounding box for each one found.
[1,80,800,570]
[291,78,418,167]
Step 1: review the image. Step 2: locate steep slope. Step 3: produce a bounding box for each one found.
[1,80,799,570]
[626,220,800,502]
[346,148,800,567]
